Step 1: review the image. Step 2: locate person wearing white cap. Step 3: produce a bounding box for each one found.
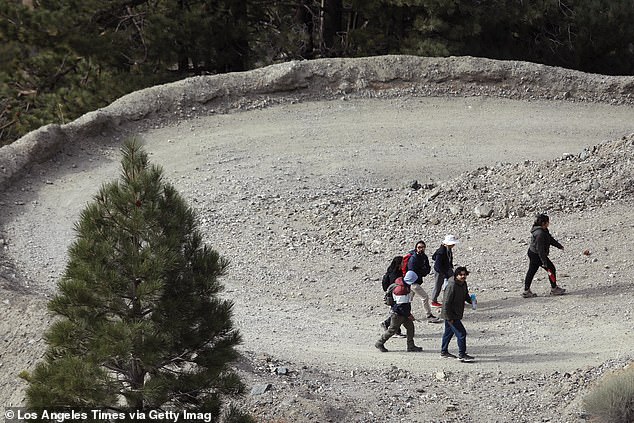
[375,270,423,353]
[430,234,460,307]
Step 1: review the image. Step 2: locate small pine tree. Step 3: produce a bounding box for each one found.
[22,138,252,422]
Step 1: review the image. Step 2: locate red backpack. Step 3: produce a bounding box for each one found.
[401,251,415,276]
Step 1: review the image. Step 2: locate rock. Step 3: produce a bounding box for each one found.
[275,367,288,375]
[448,204,461,215]
[474,204,494,218]
[250,383,272,395]
[427,188,441,201]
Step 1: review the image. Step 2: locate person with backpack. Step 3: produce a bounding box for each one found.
[440,266,475,362]
[430,234,460,307]
[375,270,423,353]
[523,214,566,297]
[380,256,406,336]
[406,241,441,323]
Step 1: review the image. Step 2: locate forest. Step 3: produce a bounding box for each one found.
[1,0,633,146]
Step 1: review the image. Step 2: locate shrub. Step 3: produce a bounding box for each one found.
[583,363,634,423]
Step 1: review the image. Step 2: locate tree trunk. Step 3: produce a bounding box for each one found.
[320,0,342,55]
[296,0,314,59]
[224,0,249,72]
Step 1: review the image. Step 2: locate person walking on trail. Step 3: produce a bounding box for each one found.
[375,271,423,353]
[406,241,441,323]
[440,266,475,362]
[523,214,566,297]
[380,256,406,336]
[431,234,459,307]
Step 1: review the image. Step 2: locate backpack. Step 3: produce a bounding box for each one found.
[383,283,397,306]
[381,272,391,292]
[401,251,414,276]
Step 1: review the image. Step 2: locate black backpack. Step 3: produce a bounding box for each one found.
[383,283,397,306]
[381,272,391,292]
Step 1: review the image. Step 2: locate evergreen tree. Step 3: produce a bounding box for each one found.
[21,139,252,423]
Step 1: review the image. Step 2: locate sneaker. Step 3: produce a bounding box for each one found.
[395,333,407,338]
[407,345,423,352]
[375,342,388,353]
[427,316,442,323]
[430,301,442,308]
[550,286,566,296]
[440,351,457,359]
[522,289,537,298]
[458,353,475,362]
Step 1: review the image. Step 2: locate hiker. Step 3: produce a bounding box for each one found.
[430,234,459,307]
[406,241,441,323]
[440,266,475,362]
[380,256,406,336]
[375,271,423,353]
[523,214,566,297]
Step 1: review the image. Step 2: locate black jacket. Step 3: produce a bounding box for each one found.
[407,252,431,283]
[528,225,563,266]
[432,245,454,279]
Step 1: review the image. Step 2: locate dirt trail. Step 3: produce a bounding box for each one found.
[1,56,633,422]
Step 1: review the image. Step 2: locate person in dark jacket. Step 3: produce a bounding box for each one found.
[375,271,423,353]
[523,214,566,297]
[440,266,474,362]
[407,241,441,323]
[380,256,406,335]
[431,234,459,307]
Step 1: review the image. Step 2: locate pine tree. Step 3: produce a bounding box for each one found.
[21,138,252,422]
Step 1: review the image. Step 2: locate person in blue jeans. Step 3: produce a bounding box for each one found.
[440,266,475,362]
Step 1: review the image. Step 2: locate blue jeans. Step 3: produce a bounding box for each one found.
[441,319,467,355]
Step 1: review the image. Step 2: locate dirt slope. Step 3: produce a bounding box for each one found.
[1,55,633,422]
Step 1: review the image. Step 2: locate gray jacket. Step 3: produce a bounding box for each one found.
[528,225,563,266]
[441,279,472,321]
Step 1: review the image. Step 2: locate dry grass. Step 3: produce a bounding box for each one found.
[584,363,634,423]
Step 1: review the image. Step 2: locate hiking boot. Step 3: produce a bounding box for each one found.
[431,301,443,308]
[427,314,442,323]
[458,353,475,362]
[550,286,566,296]
[407,345,423,352]
[440,351,457,359]
[375,342,388,353]
[522,289,537,298]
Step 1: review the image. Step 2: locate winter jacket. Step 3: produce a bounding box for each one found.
[441,279,472,321]
[388,268,403,285]
[528,225,563,267]
[390,278,413,317]
[432,245,454,279]
[407,252,431,283]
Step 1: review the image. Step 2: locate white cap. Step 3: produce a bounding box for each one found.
[403,270,418,285]
[443,234,460,245]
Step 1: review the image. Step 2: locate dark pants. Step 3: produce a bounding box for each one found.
[377,314,415,348]
[524,250,557,290]
[441,319,467,356]
[382,314,402,335]
[432,271,450,302]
